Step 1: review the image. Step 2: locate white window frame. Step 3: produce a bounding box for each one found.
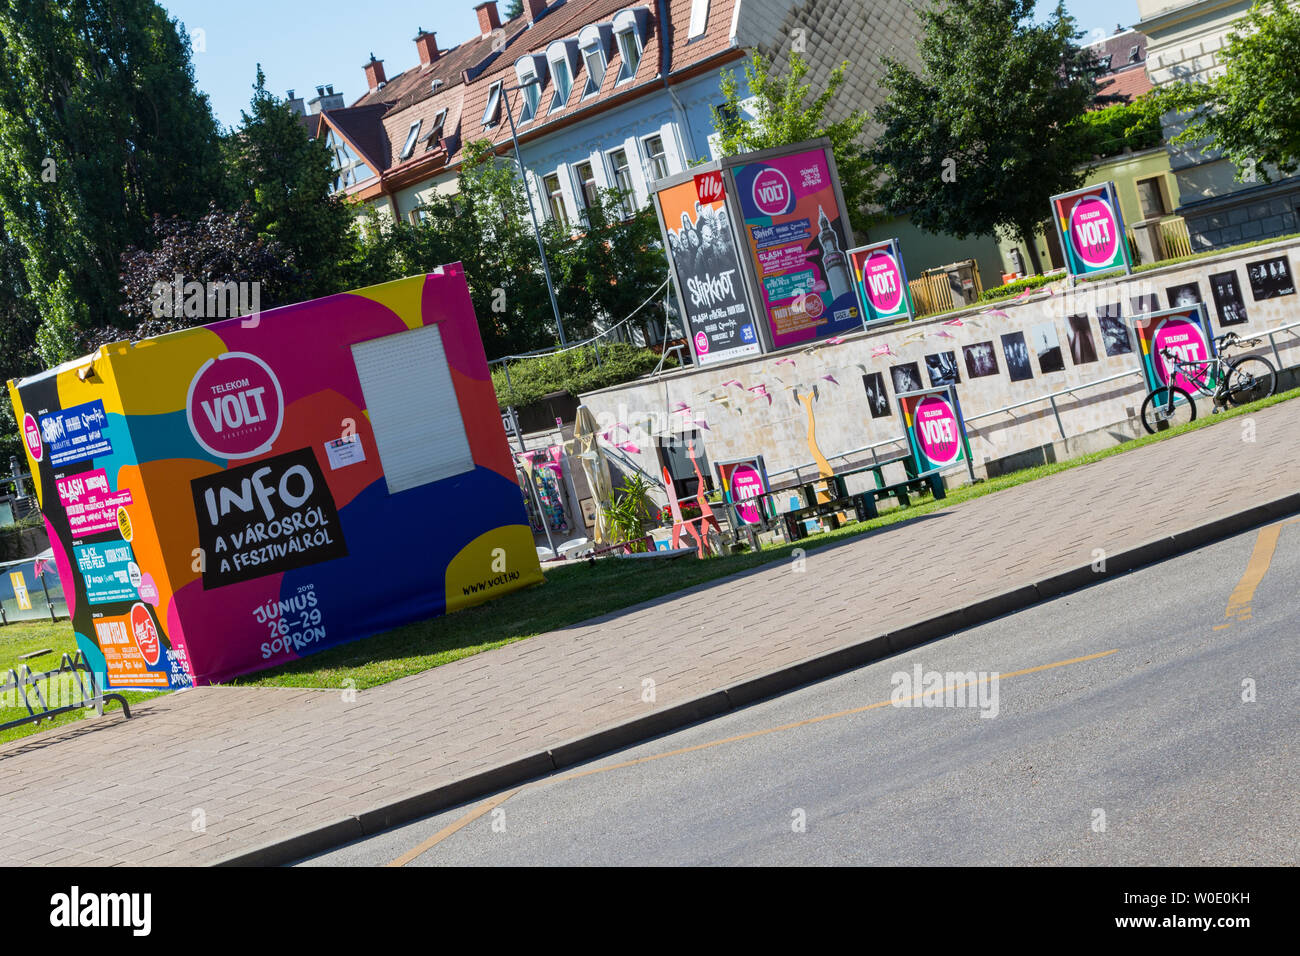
[549,55,572,112]
[399,120,422,160]
[543,172,569,226]
[481,81,504,128]
[642,133,669,182]
[688,0,709,38]
[605,147,635,217]
[616,28,641,83]
[421,109,448,151]
[573,160,599,212]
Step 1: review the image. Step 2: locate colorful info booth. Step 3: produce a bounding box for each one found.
[7,267,542,687]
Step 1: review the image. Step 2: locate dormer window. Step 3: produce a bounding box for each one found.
[613,8,648,83]
[399,119,422,160]
[617,29,640,81]
[1128,44,1142,62]
[546,40,579,113]
[481,81,504,127]
[515,55,547,122]
[578,24,612,98]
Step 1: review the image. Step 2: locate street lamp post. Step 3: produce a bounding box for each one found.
[501,81,568,348]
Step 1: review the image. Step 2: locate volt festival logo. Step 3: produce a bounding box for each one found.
[186,352,284,459]
[863,251,904,314]
[751,166,793,217]
[914,395,962,465]
[1068,195,1120,268]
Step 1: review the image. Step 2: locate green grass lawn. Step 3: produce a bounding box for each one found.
[229,384,1300,692]
[0,620,153,746]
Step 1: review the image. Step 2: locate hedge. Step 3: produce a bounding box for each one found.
[492,343,675,410]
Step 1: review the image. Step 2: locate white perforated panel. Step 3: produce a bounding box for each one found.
[351,324,474,494]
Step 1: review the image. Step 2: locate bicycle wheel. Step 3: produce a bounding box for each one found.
[1140,386,1196,434]
[1224,355,1276,406]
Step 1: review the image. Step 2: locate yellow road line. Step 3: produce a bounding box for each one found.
[1220,517,1300,627]
[388,648,1117,866]
[385,787,520,867]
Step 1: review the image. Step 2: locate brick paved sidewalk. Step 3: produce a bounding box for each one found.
[2,402,1297,865]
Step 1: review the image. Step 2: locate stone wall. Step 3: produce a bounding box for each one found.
[579,236,1300,505]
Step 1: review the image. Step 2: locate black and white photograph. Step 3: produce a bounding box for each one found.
[890,362,923,395]
[1097,308,1133,356]
[962,341,999,378]
[924,350,960,387]
[1001,331,1033,382]
[1130,292,1161,316]
[862,372,891,419]
[1030,321,1065,373]
[1246,255,1296,300]
[1066,314,1098,365]
[1166,282,1202,309]
[1209,270,1249,326]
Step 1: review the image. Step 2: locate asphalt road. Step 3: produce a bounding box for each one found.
[301,517,1300,866]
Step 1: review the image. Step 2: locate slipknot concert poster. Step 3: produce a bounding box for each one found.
[655,169,761,365]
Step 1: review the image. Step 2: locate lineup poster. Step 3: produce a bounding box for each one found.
[849,238,915,325]
[1051,181,1132,278]
[1129,303,1218,395]
[8,268,543,688]
[724,140,861,350]
[714,456,770,526]
[897,384,973,480]
[653,166,761,365]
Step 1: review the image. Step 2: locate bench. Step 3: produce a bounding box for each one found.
[766,466,946,542]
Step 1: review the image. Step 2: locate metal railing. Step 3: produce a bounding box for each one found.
[767,317,1300,480]
[1161,216,1194,259]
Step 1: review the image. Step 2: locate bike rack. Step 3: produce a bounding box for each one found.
[0,650,130,733]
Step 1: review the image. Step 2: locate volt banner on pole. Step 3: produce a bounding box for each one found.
[849,238,915,326]
[897,384,974,481]
[714,455,770,526]
[1051,181,1133,278]
[1130,303,1218,394]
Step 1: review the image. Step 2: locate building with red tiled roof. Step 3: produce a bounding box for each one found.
[311,0,927,226]
[1083,26,1154,106]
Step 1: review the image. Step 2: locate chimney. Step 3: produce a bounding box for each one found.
[286,90,306,117]
[525,0,547,22]
[415,28,441,66]
[475,1,501,37]
[364,53,387,92]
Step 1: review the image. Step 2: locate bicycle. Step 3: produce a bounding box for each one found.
[1139,331,1277,433]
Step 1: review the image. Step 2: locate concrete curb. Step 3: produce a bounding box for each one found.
[213,490,1300,867]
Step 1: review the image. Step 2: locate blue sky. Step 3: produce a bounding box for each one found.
[161,0,1145,130]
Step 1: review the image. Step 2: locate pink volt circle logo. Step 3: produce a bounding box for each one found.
[22,413,42,462]
[914,396,961,465]
[864,251,904,313]
[751,167,793,216]
[186,352,284,460]
[729,464,766,524]
[1152,316,1209,392]
[694,331,710,355]
[1069,196,1120,267]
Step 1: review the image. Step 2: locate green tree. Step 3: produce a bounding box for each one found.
[504,0,524,19]
[1162,0,1300,182]
[1,222,39,464]
[711,50,874,221]
[0,0,226,364]
[227,67,354,300]
[869,0,1109,275]
[348,139,668,359]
